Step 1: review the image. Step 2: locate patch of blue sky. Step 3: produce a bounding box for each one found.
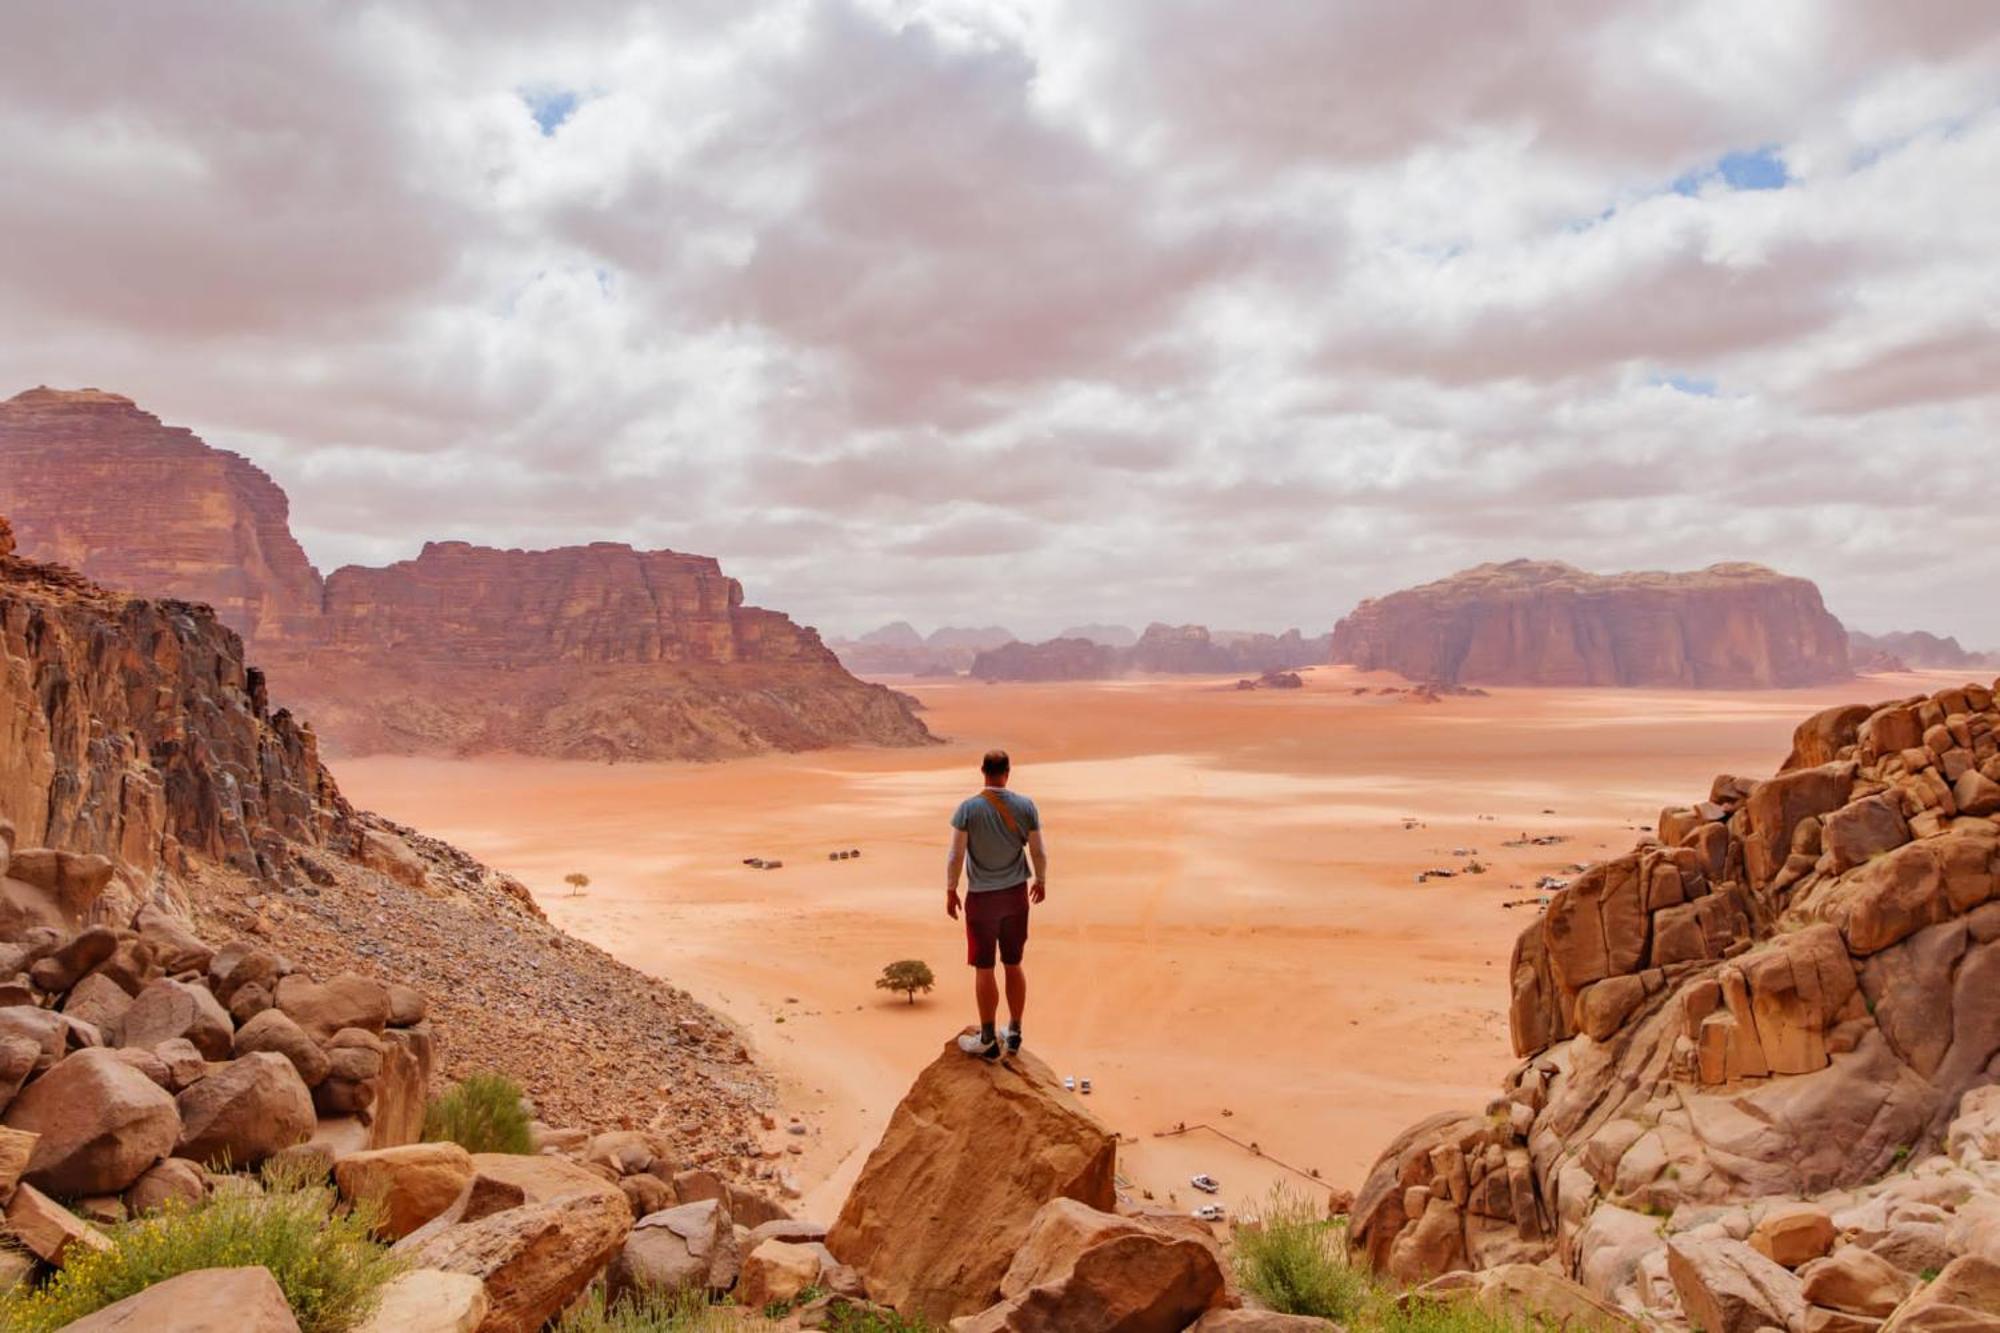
[1652,372,1718,397]
[1672,145,1789,196]
[521,87,579,136]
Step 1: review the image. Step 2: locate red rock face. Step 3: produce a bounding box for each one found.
[1329,559,1852,688]
[0,389,932,758]
[0,388,326,643]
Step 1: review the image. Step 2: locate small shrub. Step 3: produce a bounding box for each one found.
[1370,1293,1541,1333]
[424,1071,535,1155]
[1233,1185,1369,1320]
[822,1305,944,1333]
[557,1286,770,1331]
[0,1170,402,1333]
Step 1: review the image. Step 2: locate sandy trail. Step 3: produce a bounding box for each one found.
[338,666,1957,1221]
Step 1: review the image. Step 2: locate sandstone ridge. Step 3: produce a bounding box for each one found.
[971,623,1330,682]
[1329,559,1853,688]
[0,388,932,759]
[1350,677,2000,1333]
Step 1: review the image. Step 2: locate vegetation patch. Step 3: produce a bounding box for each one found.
[0,1164,403,1333]
[424,1070,535,1155]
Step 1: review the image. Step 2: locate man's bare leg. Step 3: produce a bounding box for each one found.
[1004,964,1026,1029]
[974,967,1000,1036]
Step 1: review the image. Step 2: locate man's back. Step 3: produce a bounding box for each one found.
[952,789,1039,891]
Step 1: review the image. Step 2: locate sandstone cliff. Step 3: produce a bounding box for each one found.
[831,623,1018,676]
[1350,679,2000,1329]
[1329,560,1852,688]
[0,533,771,1150]
[0,387,325,643]
[0,387,932,759]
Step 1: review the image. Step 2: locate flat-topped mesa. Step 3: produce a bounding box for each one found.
[319,540,828,668]
[1330,558,1853,688]
[0,387,326,644]
[1350,679,2000,1317]
[0,387,932,759]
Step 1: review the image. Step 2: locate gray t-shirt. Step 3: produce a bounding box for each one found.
[952,789,1040,892]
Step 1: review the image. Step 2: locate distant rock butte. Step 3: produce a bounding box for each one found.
[1329,559,1852,689]
[970,623,1330,682]
[832,623,1018,676]
[0,387,931,759]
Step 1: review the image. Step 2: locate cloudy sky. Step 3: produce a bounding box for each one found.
[3,3,1997,645]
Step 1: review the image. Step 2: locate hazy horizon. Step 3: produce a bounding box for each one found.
[3,6,1996,644]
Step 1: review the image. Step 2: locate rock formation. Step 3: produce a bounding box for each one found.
[971,624,1330,682]
[1350,678,2000,1333]
[1059,624,1140,648]
[830,623,1019,676]
[828,1038,1120,1320]
[0,387,932,759]
[1852,630,1999,672]
[1329,560,1853,688]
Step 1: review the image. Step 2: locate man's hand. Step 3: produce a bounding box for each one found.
[946,887,962,920]
[1030,881,1047,904]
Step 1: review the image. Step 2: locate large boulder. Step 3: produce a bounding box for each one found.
[233,1007,331,1086]
[353,1268,490,1333]
[608,1198,734,1303]
[1413,1264,1635,1332]
[827,1041,1118,1320]
[334,1142,475,1240]
[739,1238,827,1309]
[1668,1236,1807,1333]
[398,1153,631,1333]
[118,977,233,1059]
[1880,1255,2000,1333]
[275,971,390,1042]
[1802,1246,1917,1317]
[174,1052,315,1168]
[58,1264,301,1331]
[2,1046,179,1195]
[955,1197,1227,1333]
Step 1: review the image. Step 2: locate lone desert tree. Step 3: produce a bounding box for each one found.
[564,872,589,896]
[876,959,936,1004]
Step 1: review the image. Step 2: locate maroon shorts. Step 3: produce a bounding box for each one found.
[964,883,1030,968]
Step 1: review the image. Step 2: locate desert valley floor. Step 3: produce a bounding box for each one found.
[338,664,1965,1222]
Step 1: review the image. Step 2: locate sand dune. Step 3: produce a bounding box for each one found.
[339,665,1964,1221]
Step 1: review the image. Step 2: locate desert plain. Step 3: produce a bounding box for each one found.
[339,664,1963,1223]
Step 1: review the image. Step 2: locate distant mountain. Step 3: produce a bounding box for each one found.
[971,624,1329,682]
[1056,623,1139,648]
[831,624,1020,675]
[1849,629,1999,671]
[1328,559,1851,688]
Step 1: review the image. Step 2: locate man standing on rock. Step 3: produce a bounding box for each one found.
[946,749,1046,1060]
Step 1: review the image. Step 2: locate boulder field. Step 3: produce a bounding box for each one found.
[1350,677,2000,1332]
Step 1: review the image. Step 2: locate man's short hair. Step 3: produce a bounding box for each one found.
[981,749,1010,779]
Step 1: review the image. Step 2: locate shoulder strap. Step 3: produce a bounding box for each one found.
[980,790,1027,845]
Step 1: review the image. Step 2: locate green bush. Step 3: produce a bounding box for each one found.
[423,1071,535,1155]
[557,1287,770,1331]
[1233,1186,1369,1321]
[821,1304,944,1333]
[0,1168,403,1333]
[1368,1293,1540,1333]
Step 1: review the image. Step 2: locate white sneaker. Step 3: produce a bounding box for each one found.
[957,1030,1002,1061]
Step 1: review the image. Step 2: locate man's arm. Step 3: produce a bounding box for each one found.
[1027,828,1048,903]
[945,827,968,918]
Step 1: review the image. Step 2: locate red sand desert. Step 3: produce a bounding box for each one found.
[338,665,1960,1221]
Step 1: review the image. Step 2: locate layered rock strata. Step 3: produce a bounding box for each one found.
[1329,560,1853,688]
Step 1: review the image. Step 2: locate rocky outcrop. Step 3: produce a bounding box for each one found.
[827,1039,1119,1320]
[1350,678,2000,1332]
[1852,631,1999,672]
[971,624,1329,682]
[0,388,932,759]
[1329,560,1853,688]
